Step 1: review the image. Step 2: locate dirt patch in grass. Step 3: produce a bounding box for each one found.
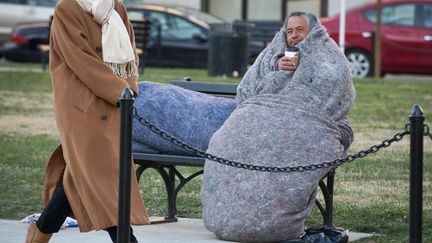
[334,179,432,211]
[0,114,59,137]
[0,91,58,137]
[350,130,410,152]
[0,91,52,110]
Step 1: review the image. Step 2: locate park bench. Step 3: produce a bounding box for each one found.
[132,78,335,226]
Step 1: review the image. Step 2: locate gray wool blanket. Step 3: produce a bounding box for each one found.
[132,81,236,155]
[200,14,356,242]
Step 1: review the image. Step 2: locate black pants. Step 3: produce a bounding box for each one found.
[36,185,71,234]
[36,185,137,242]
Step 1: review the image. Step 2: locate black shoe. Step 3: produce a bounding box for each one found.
[130,234,138,243]
[301,226,349,243]
[105,226,139,243]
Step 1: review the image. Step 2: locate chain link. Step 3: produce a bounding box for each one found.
[132,108,411,173]
[425,125,432,140]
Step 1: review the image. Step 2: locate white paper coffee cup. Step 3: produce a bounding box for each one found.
[285,46,299,57]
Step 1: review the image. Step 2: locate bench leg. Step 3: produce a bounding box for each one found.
[315,169,335,227]
[135,164,178,223]
[166,166,177,221]
[134,163,203,224]
[324,170,335,227]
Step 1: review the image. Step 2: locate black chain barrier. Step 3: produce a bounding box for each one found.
[425,124,432,140]
[132,107,416,173]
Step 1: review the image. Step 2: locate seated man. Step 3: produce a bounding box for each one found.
[201,12,354,242]
[133,11,355,242]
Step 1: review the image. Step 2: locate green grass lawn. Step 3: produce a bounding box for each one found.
[0,64,431,242]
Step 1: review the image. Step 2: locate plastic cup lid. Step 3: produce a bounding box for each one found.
[286,46,299,52]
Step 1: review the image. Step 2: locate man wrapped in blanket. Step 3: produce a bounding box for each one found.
[200,12,355,242]
[132,11,355,242]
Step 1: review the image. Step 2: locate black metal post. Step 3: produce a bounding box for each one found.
[370,30,375,65]
[200,0,209,12]
[117,88,134,243]
[320,0,328,17]
[241,0,248,21]
[365,30,376,74]
[409,104,424,243]
[281,0,287,22]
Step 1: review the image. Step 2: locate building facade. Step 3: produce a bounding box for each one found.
[140,0,374,21]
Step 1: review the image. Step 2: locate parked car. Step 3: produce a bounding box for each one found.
[0,0,56,46]
[2,3,264,68]
[320,0,432,78]
[2,21,50,63]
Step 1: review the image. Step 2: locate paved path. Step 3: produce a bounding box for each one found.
[2,218,377,242]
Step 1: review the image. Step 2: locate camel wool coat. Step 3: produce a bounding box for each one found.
[44,0,149,232]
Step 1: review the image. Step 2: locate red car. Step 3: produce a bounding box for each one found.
[320,0,432,78]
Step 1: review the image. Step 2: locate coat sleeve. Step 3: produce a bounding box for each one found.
[50,2,132,106]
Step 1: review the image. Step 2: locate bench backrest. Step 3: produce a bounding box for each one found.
[171,80,238,96]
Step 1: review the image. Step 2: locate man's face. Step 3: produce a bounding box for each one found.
[286,16,310,46]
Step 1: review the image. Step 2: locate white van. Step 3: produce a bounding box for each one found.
[0,0,56,45]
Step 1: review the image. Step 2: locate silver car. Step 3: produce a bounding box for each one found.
[0,0,56,45]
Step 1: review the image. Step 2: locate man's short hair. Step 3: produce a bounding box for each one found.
[284,11,317,30]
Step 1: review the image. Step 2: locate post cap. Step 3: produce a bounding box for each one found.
[410,104,424,118]
[120,88,134,100]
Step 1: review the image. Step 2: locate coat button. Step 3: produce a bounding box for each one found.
[100,114,108,120]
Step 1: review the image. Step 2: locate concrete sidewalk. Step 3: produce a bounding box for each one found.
[1,218,377,243]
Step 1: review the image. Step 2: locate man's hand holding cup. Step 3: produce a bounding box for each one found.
[278,46,299,72]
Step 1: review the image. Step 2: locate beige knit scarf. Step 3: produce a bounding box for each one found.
[76,0,137,79]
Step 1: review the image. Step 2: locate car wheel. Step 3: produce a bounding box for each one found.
[345,49,373,78]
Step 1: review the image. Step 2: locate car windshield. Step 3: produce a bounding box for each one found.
[28,0,58,7]
[170,6,225,24]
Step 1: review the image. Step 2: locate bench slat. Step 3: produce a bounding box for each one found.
[133,153,205,167]
[170,80,237,95]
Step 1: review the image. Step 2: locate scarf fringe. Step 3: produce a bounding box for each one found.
[105,61,138,79]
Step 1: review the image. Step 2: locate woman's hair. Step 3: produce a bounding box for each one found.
[284,11,317,30]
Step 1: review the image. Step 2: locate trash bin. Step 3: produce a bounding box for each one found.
[208,22,251,77]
